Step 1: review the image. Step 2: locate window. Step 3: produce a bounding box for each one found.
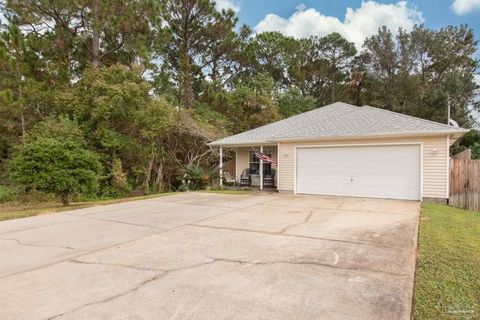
[249,150,272,175]
[249,151,259,174]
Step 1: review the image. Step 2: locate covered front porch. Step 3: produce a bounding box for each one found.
[218,145,278,191]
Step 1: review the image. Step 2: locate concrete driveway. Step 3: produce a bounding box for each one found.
[0,192,420,320]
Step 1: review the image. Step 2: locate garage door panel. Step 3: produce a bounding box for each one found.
[296,145,421,200]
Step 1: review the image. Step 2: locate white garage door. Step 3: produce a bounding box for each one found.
[296,145,421,200]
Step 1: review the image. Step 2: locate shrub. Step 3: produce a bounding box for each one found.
[0,185,15,203]
[179,165,220,191]
[9,118,103,205]
[109,158,131,196]
[181,165,204,190]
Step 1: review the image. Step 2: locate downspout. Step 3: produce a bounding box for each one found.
[277,141,280,192]
[219,146,223,187]
[446,135,450,202]
[260,146,263,191]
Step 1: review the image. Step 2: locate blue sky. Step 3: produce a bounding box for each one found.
[217,0,480,54]
[236,0,479,31]
[1,1,478,52]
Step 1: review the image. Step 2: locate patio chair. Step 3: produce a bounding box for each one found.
[223,172,236,186]
[240,168,251,186]
[263,169,276,187]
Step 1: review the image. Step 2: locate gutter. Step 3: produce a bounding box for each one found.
[273,130,470,143]
[208,141,274,147]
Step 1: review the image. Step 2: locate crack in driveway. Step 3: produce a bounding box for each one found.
[0,196,278,281]
[46,259,219,320]
[0,238,75,250]
[47,252,411,320]
[64,213,167,231]
[0,219,78,235]
[70,259,160,272]
[279,210,314,234]
[0,194,418,320]
[205,255,410,277]
[190,223,407,250]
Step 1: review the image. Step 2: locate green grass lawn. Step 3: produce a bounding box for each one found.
[0,193,174,222]
[413,203,480,319]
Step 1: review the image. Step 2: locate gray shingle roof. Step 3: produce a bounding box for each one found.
[209,102,469,146]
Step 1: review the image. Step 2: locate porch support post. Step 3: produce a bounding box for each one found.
[235,148,238,185]
[219,146,223,187]
[260,145,263,190]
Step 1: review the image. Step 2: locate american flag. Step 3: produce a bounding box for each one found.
[254,150,277,165]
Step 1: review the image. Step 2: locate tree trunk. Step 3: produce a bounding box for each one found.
[154,161,164,192]
[91,0,101,68]
[20,111,26,142]
[144,153,154,191]
[181,72,194,109]
[355,85,361,106]
[17,68,26,143]
[211,57,219,92]
[60,193,70,206]
[331,71,336,103]
[179,50,194,108]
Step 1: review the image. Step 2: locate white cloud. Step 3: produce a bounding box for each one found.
[254,1,424,50]
[215,0,241,13]
[296,3,307,11]
[452,0,480,15]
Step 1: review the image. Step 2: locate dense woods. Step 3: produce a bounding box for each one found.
[0,0,478,203]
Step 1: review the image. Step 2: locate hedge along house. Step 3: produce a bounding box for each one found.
[209,102,469,201]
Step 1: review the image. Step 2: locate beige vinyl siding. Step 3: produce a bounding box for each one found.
[278,135,448,199]
[423,137,448,198]
[270,148,278,175]
[235,147,250,179]
[278,142,294,192]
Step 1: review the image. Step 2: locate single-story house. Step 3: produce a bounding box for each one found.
[209,102,469,202]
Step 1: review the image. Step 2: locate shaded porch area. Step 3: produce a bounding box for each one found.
[219,145,278,190]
